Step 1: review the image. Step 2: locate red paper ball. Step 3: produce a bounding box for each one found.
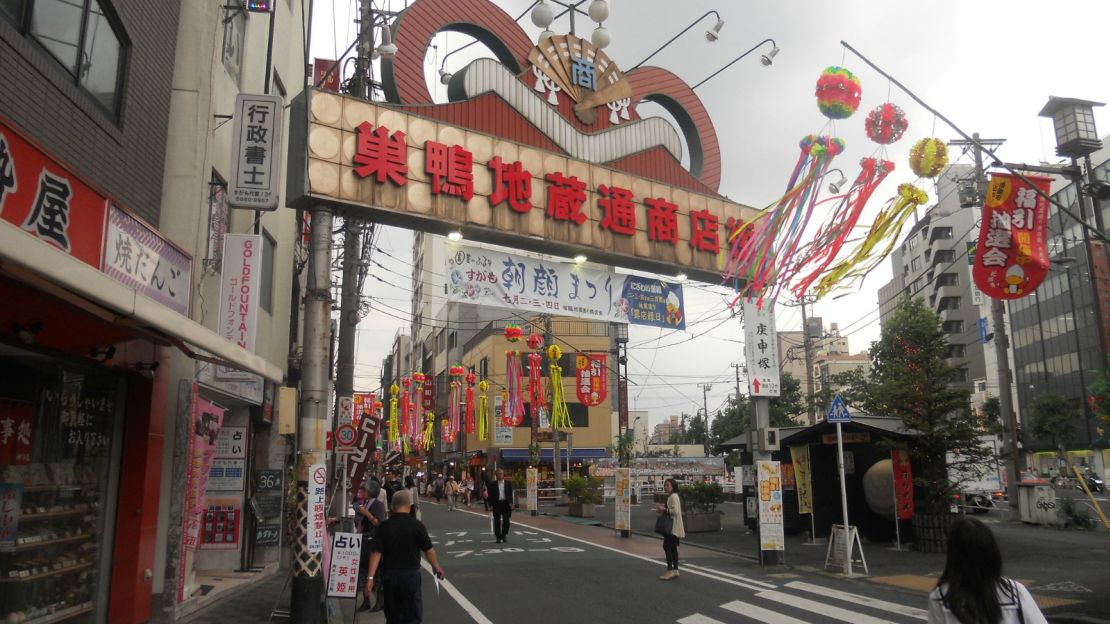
[865,103,909,144]
[527,332,544,350]
[504,325,524,342]
[815,66,862,120]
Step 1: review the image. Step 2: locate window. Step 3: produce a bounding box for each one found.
[479,357,489,380]
[932,227,954,241]
[951,367,969,383]
[936,273,959,287]
[260,230,275,314]
[937,296,961,311]
[222,4,245,84]
[16,0,127,113]
[946,344,966,358]
[934,250,956,264]
[942,320,964,334]
[911,257,922,272]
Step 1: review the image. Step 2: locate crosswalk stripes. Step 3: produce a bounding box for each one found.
[783,581,928,620]
[676,578,927,623]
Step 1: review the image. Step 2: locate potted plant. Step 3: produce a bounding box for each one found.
[563,474,603,517]
[511,471,527,508]
[677,481,724,532]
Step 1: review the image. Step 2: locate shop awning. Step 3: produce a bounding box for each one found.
[500,448,609,462]
[0,221,283,383]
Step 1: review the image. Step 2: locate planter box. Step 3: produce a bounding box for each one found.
[568,502,596,517]
[913,512,957,553]
[683,511,722,533]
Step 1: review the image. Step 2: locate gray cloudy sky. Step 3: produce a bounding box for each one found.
[312,0,1110,428]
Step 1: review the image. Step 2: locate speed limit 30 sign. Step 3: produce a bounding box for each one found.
[335,424,357,448]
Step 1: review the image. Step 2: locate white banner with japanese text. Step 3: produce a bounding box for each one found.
[743,301,781,397]
[327,532,363,598]
[757,460,784,552]
[216,234,261,381]
[102,204,191,315]
[445,242,686,330]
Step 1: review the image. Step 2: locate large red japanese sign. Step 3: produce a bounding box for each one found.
[972,173,1052,300]
[0,118,108,267]
[353,392,378,426]
[575,353,608,406]
[292,94,755,283]
[891,449,914,520]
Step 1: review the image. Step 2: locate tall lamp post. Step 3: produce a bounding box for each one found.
[612,322,629,452]
[1039,96,1109,452]
[627,10,724,71]
[691,38,779,90]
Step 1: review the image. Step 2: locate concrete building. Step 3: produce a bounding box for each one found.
[879,164,987,396]
[155,2,306,618]
[779,320,863,424]
[652,414,683,444]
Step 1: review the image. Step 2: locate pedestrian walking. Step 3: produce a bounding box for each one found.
[445,476,459,511]
[405,475,421,521]
[656,477,685,580]
[353,480,387,611]
[927,517,1047,624]
[366,490,445,624]
[433,474,444,503]
[485,468,514,542]
[461,474,473,508]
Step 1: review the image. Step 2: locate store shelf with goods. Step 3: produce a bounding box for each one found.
[22,602,94,624]
[11,533,96,552]
[0,561,93,584]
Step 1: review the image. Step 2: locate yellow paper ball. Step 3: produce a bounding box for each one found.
[909,138,948,178]
[547,344,562,361]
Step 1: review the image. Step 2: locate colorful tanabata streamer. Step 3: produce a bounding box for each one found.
[504,350,525,426]
[477,380,490,441]
[723,134,845,306]
[399,377,412,447]
[547,345,572,430]
[464,371,476,435]
[423,412,435,451]
[388,383,400,452]
[812,183,929,297]
[790,157,895,298]
[444,365,464,443]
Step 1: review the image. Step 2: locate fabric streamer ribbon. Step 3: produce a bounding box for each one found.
[477,380,490,441]
[527,352,545,411]
[464,371,476,435]
[388,383,400,451]
[423,413,435,450]
[504,350,525,426]
[723,134,845,307]
[547,344,572,430]
[813,183,929,297]
[399,377,412,443]
[790,157,895,299]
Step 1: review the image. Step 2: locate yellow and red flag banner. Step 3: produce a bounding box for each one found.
[575,353,608,406]
[892,449,914,520]
[972,173,1053,300]
[789,445,813,515]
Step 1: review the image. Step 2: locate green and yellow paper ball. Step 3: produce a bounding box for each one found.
[909,138,948,178]
[815,66,862,120]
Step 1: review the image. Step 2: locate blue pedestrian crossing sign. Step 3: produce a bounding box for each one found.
[827,394,852,423]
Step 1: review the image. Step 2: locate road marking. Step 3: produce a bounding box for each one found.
[721,599,809,624]
[677,615,726,624]
[683,564,777,589]
[755,589,896,624]
[785,581,928,619]
[420,560,493,624]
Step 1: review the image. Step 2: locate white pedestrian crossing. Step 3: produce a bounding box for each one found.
[784,581,928,619]
[677,615,726,624]
[721,600,810,624]
[753,590,896,624]
[676,581,926,624]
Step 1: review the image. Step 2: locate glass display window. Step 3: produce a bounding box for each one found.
[0,345,124,624]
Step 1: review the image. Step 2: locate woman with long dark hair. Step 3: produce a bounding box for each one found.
[928,517,1046,623]
[655,478,686,580]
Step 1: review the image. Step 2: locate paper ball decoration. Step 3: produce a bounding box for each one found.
[412,372,425,384]
[527,332,544,350]
[401,377,411,389]
[478,379,489,392]
[815,66,862,120]
[504,325,524,342]
[389,383,399,396]
[865,103,909,144]
[547,344,562,361]
[800,134,846,157]
[449,365,466,377]
[909,138,948,178]
[465,371,477,385]
[898,183,929,205]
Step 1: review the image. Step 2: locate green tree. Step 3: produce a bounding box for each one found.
[817,368,874,414]
[1028,392,1077,462]
[769,372,805,427]
[979,397,1003,435]
[710,395,751,452]
[863,297,989,515]
[1089,369,1110,431]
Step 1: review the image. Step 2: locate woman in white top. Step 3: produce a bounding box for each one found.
[927,517,1046,624]
[655,478,686,580]
[404,475,421,521]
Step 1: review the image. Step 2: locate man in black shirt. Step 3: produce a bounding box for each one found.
[366,490,444,623]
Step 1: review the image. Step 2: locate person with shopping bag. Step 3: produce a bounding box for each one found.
[654,478,685,580]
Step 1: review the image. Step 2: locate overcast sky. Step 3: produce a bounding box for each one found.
[311,0,1110,429]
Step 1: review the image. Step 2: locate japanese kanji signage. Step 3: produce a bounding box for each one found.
[789,446,813,515]
[0,120,108,266]
[103,204,191,314]
[308,463,326,552]
[757,461,784,552]
[742,300,781,397]
[200,496,241,550]
[575,353,607,406]
[343,415,377,494]
[972,172,1052,300]
[0,399,33,465]
[445,241,685,329]
[327,532,363,598]
[216,234,261,380]
[353,392,377,426]
[229,93,284,210]
[290,93,756,283]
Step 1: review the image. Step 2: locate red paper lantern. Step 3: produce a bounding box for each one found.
[504,325,524,342]
[527,332,544,350]
[865,103,909,145]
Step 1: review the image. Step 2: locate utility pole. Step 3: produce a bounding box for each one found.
[351,0,374,99]
[798,296,817,425]
[291,207,333,624]
[544,314,563,493]
[951,133,1018,519]
[699,383,712,456]
[731,363,743,410]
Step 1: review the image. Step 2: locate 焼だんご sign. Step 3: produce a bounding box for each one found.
[287,91,756,284]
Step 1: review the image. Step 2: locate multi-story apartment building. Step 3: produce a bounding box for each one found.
[779,319,864,423]
[879,164,987,395]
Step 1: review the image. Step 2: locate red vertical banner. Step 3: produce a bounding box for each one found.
[312,58,341,92]
[0,400,34,465]
[891,449,914,520]
[575,353,608,406]
[353,392,376,427]
[972,172,1053,299]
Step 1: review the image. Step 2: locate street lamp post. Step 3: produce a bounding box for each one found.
[691,38,779,90]
[612,322,630,452]
[627,10,724,71]
[699,383,712,456]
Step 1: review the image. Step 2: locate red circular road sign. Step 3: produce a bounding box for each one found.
[312,465,326,485]
[335,424,357,447]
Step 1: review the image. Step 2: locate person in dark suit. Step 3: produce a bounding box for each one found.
[485,468,514,543]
